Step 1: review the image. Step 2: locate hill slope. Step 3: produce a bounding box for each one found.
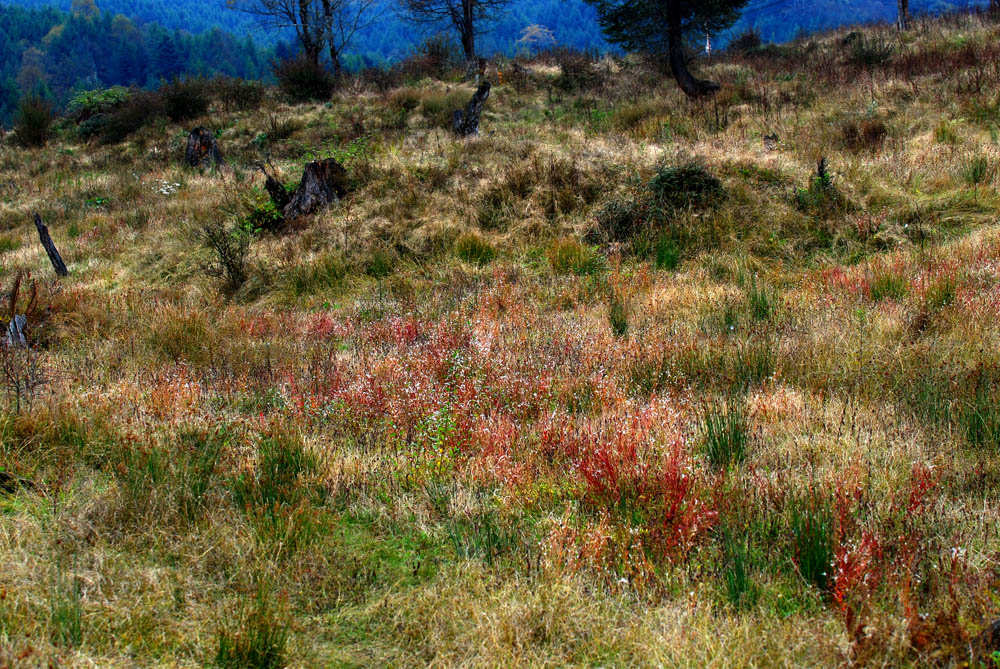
[0,11,999,668]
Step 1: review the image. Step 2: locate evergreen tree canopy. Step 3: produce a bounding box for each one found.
[585,0,749,96]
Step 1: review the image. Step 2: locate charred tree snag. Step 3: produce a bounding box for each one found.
[257,159,349,228]
[185,127,225,169]
[33,213,68,277]
[262,166,291,214]
[283,158,349,221]
[452,82,491,136]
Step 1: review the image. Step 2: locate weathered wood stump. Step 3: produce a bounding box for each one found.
[185,127,225,169]
[282,158,348,221]
[263,169,291,214]
[452,82,491,137]
[6,314,26,347]
[33,213,68,277]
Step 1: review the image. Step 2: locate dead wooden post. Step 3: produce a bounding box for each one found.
[452,82,491,137]
[33,213,68,277]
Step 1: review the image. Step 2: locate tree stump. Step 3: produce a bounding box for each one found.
[6,315,26,348]
[452,82,491,137]
[262,168,291,214]
[185,127,225,169]
[33,213,68,277]
[282,158,348,221]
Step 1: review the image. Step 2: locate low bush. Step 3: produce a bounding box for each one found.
[274,57,336,102]
[869,270,908,302]
[840,117,888,152]
[14,97,53,148]
[795,159,848,217]
[100,90,164,144]
[399,33,459,80]
[845,32,895,68]
[197,218,253,292]
[648,162,724,213]
[160,77,210,122]
[729,28,764,55]
[216,77,265,112]
[231,435,319,513]
[67,86,130,123]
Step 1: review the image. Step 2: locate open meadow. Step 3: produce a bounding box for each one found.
[1,11,999,667]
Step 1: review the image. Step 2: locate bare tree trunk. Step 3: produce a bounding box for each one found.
[460,0,476,63]
[897,0,909,30]
[667,11,719,98]
[329,45,343,80]
[33,213,68,277]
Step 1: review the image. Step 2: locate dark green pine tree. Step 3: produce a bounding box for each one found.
[584,0,748,97]
[154,33,184,81]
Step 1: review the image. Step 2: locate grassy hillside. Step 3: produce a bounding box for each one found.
[1,11,999,667]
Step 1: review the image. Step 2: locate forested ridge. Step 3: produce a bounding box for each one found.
[0,0,992,123]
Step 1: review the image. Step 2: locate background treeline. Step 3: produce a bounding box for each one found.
[730,0,992,43]
[0,0,994,123]
[0,1,273,122]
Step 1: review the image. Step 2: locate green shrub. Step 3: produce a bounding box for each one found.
[702,397,749,469]
[845,33,894,68]
[0,236,21,254]
[100,90,164,144]
[730,340,777,391]
[241,187,284,234]
[216,77,265,112]
[273,57,336,103]
[924,277,956,311]
[68,85,130,120]
[454,233,496,265]
[420,90,470,128]
[286,254,347,296]
[795,159,847,217]
[197,218,252,292]
[14,96,53,148]
[934,120,957,145]
[594,198,641,242]
[648,162,723,212]
[447,511,522,566]
[365,249,395,278]
[960,154,993,187]
[161,77,210,122]
[547,238,604,276]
